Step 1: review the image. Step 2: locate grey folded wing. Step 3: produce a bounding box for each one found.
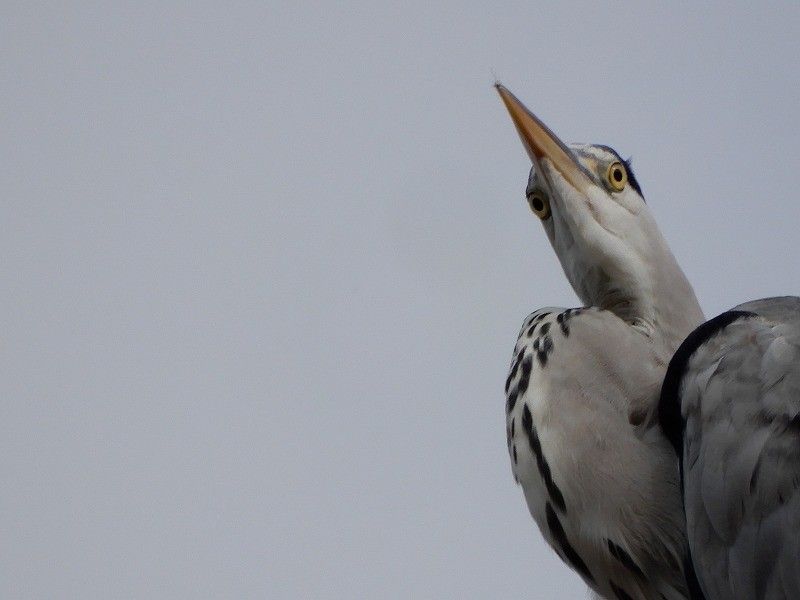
[660,296,800,600]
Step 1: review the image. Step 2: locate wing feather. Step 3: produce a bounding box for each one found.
[662,296,800,599]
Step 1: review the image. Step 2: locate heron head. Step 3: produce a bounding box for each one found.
[496,84,703,347]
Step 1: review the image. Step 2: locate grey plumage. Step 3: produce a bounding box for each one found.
[673,297,800,599]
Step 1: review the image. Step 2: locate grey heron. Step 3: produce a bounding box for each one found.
[496,84,800,600]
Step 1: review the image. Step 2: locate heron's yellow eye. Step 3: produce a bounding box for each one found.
[606,161,627,191]
[527,191,551,220]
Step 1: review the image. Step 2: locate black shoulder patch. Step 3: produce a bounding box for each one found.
[658,310,755,459]
[656,311,749,600]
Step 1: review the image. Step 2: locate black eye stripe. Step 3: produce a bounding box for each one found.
[586,145,644,199]
[526,146,644,200]
[623,158,643,197]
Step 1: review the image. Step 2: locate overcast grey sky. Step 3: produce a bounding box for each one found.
[3,2,800,598]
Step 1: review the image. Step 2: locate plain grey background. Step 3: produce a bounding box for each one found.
[3,2,800,598]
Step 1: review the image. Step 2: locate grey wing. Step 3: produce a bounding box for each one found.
[660,296,800,600]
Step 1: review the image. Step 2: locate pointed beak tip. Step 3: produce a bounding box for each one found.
[495,84,591,194]
[493,82,516,108]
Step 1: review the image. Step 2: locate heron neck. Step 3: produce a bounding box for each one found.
[596,253,705,358]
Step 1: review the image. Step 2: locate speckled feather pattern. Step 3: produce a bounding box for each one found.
[506,307,691,600]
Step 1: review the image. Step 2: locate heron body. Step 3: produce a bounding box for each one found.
[506,306,690,599]
[496,85,800,600]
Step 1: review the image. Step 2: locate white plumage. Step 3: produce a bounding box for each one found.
[506,307,688,599]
